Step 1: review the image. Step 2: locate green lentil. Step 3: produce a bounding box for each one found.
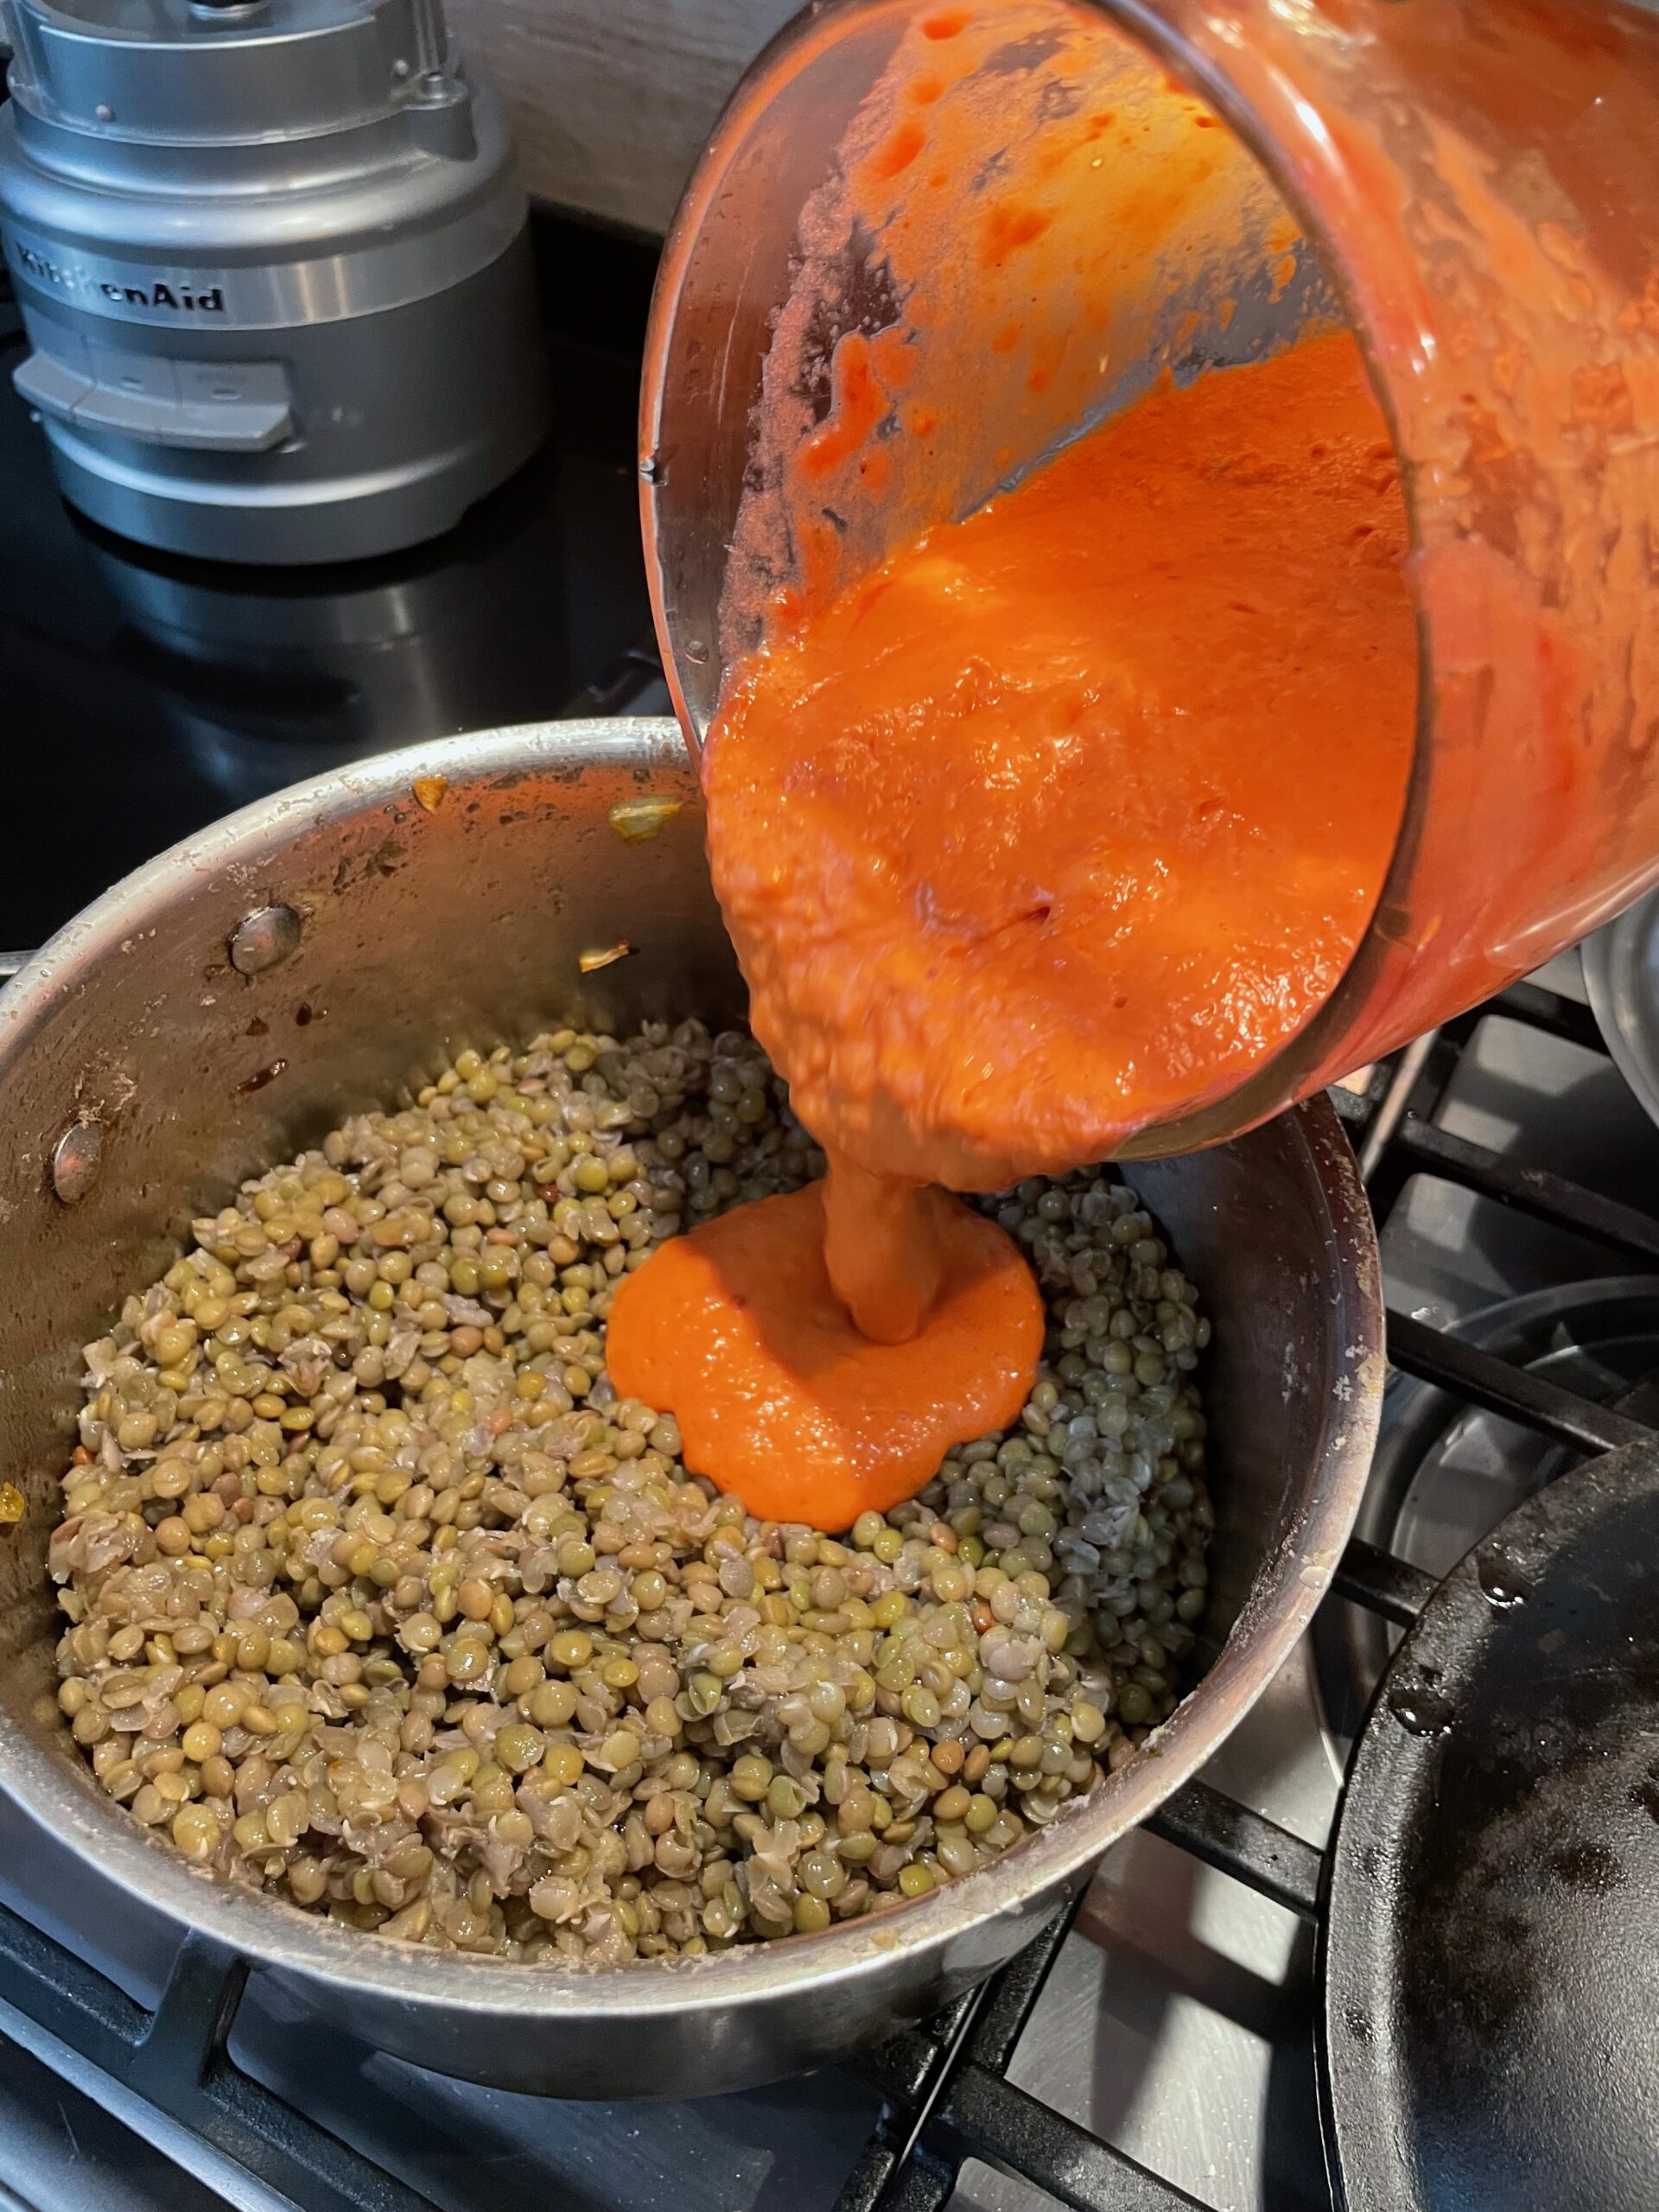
[49,1017,1214,1965]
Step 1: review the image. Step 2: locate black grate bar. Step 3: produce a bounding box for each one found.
[1388,1309,1656,1456]
[836,2126,938,2212]
[932,2064,1209,2212]
[127,1933,248,2106]
[959,1897,1080,2077]
[857,2144,962,2212]
[844,2025,964,2212]
[1357,1032,1440,1182]
[1391,1116,1659,1263]
[193,2062,438,2212]
[0,1899,435,2212]
[0,1891,150,2069]
[1143,1778,1322,1921]
[1489,981,1609,1055]
[859,2022,957,2115]
[844,1905,1079,2212]
[843,1996,988,2211]
[1332,1536,1436,1626]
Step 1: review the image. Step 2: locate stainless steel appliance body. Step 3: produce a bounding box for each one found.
[0,0,546,563]
[0,718,1382,2098]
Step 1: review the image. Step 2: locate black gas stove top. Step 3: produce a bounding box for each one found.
[5,207,1659,2212]
[0,215,668,958]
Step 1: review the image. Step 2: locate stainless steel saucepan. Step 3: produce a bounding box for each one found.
[0,719,1382,2098]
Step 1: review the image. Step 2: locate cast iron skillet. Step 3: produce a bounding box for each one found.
[1323,1435,1659,2210]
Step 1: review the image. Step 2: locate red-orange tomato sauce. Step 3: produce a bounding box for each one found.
[607,330,1415,1529]
[604,1182,1044,1531]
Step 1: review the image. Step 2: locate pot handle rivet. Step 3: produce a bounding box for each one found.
[51,1122,103,1205]
[229,905,302,976]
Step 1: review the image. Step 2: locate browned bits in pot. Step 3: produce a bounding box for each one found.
[47,1019,1214,1961]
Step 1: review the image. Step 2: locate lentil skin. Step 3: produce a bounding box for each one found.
[48,1020,1213,1962]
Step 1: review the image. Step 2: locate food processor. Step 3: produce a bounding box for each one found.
[0,0,546,563]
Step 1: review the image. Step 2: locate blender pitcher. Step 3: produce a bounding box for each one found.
[639,0,1659,1156]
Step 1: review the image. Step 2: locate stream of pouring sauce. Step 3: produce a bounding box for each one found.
[608,329,1415,1529]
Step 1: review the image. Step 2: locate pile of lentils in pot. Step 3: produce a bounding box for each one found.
[49,1021,1214,1960]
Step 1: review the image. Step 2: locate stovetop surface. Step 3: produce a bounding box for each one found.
[4,213,1659,2212]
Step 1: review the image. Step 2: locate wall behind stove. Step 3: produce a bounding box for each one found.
[447,0,800,236]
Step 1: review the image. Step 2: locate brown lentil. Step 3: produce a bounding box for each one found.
[48,1019,1213,1963]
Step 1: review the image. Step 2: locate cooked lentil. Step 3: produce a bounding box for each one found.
[48,1020,1213,1961]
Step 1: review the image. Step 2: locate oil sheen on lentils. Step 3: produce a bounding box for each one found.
[50,1023,1211,1956]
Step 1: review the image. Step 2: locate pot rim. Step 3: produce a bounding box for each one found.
[0,717,1383,2025]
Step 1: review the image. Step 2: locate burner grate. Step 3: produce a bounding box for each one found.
[0,1907,429,2212]
[0,696,1652,2212]
[822,976,1659,2212]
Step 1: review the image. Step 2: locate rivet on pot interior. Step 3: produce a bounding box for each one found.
[51,1122,103,1205]
[229,904,302,976]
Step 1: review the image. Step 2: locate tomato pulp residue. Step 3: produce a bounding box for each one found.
[611,330,1414,1524]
